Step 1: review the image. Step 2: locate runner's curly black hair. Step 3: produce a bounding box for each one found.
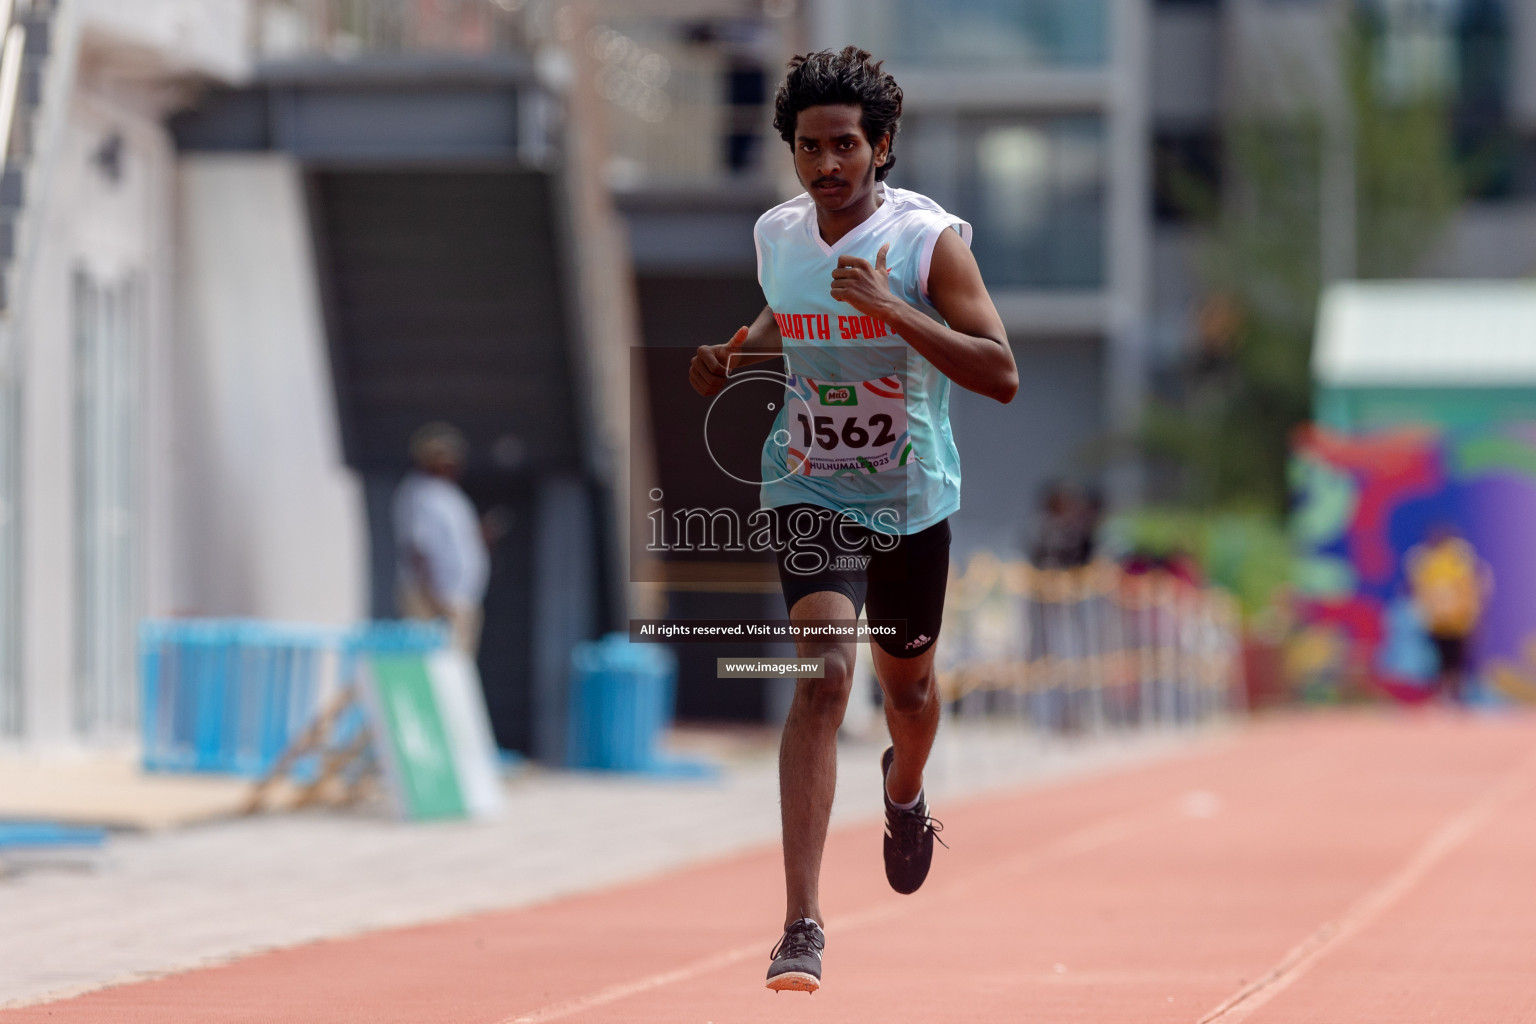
[772,46,902,182]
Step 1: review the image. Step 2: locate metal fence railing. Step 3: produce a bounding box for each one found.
[251,0,535,60]
[248,2,777,189]
[140,619,446,776]
[593,21,730,188]
[938,555,1243,732]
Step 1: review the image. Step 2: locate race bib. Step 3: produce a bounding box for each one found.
[783,375,913,477]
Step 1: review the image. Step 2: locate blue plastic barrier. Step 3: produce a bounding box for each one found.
[567,634,715,778]
[0,821,107,849]
[140,619,447,777]
[567,634,676,771]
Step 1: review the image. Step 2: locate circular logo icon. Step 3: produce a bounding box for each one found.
[703,372,815,486]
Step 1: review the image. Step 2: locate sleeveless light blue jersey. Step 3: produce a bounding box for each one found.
[754,184,972,535]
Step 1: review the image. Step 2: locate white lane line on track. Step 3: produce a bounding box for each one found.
[499,808,1157,1024]
[504,946,761,1024]
[1196,748,1536,1024]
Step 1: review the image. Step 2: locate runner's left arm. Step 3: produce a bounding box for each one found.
[830,229,1017,403]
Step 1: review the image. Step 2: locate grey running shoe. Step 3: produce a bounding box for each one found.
[882,745,946,894]
[765,918,824,993]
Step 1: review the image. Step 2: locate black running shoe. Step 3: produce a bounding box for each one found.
[881,745,946,894]
[765,918,824,993]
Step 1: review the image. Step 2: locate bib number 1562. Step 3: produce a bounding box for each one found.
[796,413,897,452]
[784,375,910,476]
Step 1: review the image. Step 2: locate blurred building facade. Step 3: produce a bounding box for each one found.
[4,0,1533,746]
[814,0,1151,559]
[614,0,1148,718]
[602,0,1536,719]
[176,2,636,761]
[589,0,796,722]
[0,0,629,754]
[0,0,338,749]
[1148,0,1536,380]
[610,0,1150,562]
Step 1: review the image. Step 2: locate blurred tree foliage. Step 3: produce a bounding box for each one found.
[1142,14,1463,516]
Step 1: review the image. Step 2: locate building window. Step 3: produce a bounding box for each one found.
[73,270,139,738]
[958,117,1107,288]
[1153,129,1221,223]
[853,0,1108,69]
[1364,0,1464,102]
[1361,0,1520,198]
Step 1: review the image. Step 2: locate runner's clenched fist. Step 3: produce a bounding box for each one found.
[829,242,893,320]
[689,326,749,397]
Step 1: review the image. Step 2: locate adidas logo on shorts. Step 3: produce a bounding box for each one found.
[906,633,931,650]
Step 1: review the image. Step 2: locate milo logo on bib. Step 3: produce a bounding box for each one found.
[818,385,857,407]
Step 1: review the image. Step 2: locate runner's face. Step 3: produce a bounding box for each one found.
[792,104,889,214]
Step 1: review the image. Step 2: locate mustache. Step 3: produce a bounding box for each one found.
[812,176,847,188]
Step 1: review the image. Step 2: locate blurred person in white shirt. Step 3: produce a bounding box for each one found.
[394,422,489,655]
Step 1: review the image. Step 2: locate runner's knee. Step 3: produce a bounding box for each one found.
[883,671,934,715]
[793,647,854,719]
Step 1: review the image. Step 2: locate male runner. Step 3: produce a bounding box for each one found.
[688,46,1017,993]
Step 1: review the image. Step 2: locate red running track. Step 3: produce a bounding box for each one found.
[8,711,1536,1023]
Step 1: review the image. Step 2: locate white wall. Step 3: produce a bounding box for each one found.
[176,154,366,626]
[80,0,251,82]
[7,11,360,747]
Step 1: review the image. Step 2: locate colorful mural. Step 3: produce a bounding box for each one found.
[1291,423,1536,704]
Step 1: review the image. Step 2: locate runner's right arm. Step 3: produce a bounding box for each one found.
[689,305,782,397]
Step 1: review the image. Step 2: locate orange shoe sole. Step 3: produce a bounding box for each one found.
[765,970,820,993]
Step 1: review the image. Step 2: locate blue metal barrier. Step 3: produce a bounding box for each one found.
[0,821,108,849]
[140,619,446,777]
[567,633,711,776]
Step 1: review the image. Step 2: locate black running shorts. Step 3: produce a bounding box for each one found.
[772,504,950,659]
